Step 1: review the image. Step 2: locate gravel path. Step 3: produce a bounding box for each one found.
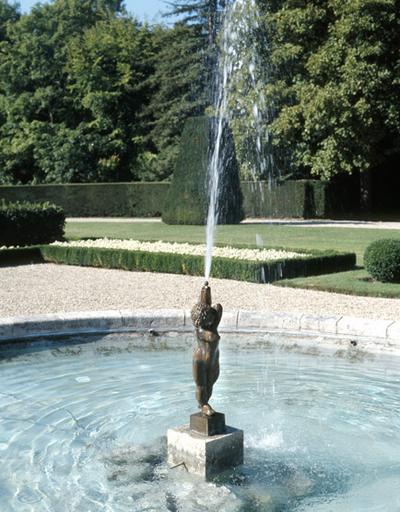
[68,217,400,229]
[1,263,400,321]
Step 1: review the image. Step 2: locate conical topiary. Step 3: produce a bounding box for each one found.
[162,116,243,225]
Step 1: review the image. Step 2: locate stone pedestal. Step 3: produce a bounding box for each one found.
[167,424,244,480]
[190,412,226,436]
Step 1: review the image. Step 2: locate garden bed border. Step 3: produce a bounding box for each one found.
[0,244,357,283]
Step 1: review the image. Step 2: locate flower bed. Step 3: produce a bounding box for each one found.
[51,239,306,262]
[40,240,356,283]
[0,238,356,283]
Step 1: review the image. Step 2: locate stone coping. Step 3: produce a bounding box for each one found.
[0,309,399,351]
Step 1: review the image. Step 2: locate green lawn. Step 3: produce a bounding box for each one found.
[64,220,400,297]
[65,220,400,265]
[276,269,400,298]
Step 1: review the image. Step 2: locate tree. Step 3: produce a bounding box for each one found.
[0,1,19,42]
[65,17,157,181]
[145,0,227,179]
[166,0,225,47]
[0,0,157,183]
[146,23,206,179]
[259,0,400,196]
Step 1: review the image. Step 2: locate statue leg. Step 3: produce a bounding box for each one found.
[193,355,208,408]
[206,357,219,403]
[200,355,219,416]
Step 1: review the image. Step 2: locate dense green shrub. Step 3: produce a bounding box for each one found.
[0,202,65,246]
[39,245,355,283]
[0,180,332,218]
[162,116,244,225]
[0,180,359,219]
[241,180,328,218]
[364,239,400,283]
[0,247,43,266]
[0,183,168,217]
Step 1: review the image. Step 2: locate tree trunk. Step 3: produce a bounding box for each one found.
[359,169,372,214]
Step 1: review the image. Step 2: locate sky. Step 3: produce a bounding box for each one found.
[18,0,168,22]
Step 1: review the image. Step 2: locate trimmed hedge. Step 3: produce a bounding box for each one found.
[364,239,400,283]
[0,247,44,266]
[0,183,169,218]
[0,202,65,246]
[0,180,327,219]
[39,245,356,283]
[241,180,328,218]
[162,116,209,224]
[162,116,244,225]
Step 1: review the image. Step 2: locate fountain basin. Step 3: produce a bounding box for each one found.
[1,329,400,511]
[1,309,400,353]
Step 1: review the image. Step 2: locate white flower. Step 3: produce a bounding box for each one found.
[50,239,306,262]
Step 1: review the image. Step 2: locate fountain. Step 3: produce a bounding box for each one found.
[205,0,277,280]
[168,0,271,479]
[167,281,243,479]
[2,329,400,510]
[3,1,400,510]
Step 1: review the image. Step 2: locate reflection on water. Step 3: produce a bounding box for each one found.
[0,333,400,511]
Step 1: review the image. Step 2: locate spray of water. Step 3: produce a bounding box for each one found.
[204,35,232,280]
[204,0,277,280]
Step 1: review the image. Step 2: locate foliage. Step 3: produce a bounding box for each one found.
[242,180,327,218]
[146,0,228,178]
[65,16,158,181]
[0,0,399,188]
[259,0,400,180]
[165,0,226,51]
[146,23,207,179]
[0,1,19,42]
[0,201,65,245]
[0,182,169,216]
[364,239,400,283]
[0,0,159,183]
[162,116,212,224]
[162,116,243,224]
[0,246,43,265]
[1,179,326,218]
[39,243,355,283]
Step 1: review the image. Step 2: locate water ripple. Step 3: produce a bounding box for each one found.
[1,335,400,511]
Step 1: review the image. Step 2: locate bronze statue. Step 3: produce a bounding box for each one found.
[191,281,223,417]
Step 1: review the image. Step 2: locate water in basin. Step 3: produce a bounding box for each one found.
[1,333,399,511]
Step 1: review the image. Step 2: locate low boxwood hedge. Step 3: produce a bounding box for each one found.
[0,201,65,246]
[364,239,400,283]
[0,247,44,266]
[39,245,356,283]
